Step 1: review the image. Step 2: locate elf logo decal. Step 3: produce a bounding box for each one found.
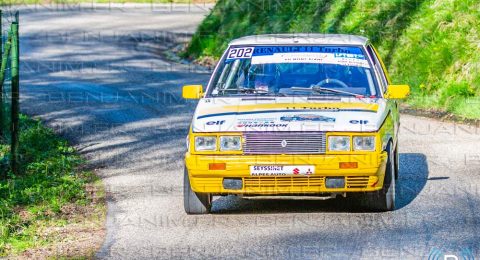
[350,120,369,124]
[206,120,225,125]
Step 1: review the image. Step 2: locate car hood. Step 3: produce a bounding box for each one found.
[191,97,388,132]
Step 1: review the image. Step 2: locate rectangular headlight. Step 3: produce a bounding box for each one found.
[220,136,242,151]
[353,136,375,151]
[328,136,350,151]
[195,136,217,151]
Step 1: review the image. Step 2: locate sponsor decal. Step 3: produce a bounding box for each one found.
[252,165,284,171]
[350,120,369,124]
[280,114,336,122]
[251,52,370,67]
[225,46,368,67]
[236,118,287,128]
[237,123,289,128]
[250,165,315,176]
[252,46,363,55]
[334,53,365,59]
[206,120,225,125]
[293,167,313,175]
[237,117,276,123]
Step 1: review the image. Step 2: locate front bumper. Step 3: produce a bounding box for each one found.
[185,152,388,195]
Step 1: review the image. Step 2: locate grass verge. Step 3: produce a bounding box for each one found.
[0,114,105,258]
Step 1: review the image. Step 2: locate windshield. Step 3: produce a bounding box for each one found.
[208,45,379,97]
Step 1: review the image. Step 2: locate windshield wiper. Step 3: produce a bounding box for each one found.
[220,88,269,94]
[290,86,362,97]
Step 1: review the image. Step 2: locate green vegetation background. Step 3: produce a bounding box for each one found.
[185,0,480,119]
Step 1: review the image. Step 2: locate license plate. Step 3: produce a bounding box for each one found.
[250,165,315,176]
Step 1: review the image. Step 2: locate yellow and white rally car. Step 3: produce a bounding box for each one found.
[182,34,410,214]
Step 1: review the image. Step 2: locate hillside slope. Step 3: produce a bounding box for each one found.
[185,0,480,119]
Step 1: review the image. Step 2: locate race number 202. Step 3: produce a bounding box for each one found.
[227,47,254,60]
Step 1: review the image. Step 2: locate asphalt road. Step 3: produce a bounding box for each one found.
[17,5,480,259]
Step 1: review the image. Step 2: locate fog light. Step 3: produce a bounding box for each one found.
[223,178,243,190]
[325,177,345,189]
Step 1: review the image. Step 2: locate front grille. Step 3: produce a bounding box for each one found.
[243,132,326,155]
[346,176,370,188]
[243,176,325,190]
[243,176,371,191]
[191,176,372,193]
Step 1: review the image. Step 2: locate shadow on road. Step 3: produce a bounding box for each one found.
[21,30,212,176]
[211,153,429,214]
[395,153,429,209]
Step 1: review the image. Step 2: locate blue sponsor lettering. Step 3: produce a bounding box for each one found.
[206,120,225,125]
[350,120,369,124]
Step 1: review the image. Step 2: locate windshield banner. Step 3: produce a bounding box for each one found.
[226,46,368,67]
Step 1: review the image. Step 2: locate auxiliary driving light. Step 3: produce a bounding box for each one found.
[223,178,243,190]
[325,177,345,189]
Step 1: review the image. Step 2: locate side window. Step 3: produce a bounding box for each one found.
[366,45,388,93]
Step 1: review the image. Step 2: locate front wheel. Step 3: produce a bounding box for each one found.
[184,167,212,214]
[363,142,396,212]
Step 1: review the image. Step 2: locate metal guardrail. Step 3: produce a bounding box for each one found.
[0,10,20,178]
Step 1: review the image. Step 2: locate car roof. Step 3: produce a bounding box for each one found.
[229,34,369,46]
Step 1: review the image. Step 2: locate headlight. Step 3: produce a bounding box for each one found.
[353,136,375,151]
[328,136,350,151]
[220,136,241,151]
[195,136,216,151]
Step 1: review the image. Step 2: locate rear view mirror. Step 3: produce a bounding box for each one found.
[182,85,203,99]
[385,85,410,99]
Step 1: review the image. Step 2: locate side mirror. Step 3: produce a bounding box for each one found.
[182,85,203,99]
[385,85,410,99]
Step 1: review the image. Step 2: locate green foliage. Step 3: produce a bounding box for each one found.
[185,0,480,119]
[0,116,94,255]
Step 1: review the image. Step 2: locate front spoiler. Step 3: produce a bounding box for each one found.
[185,152,387,195]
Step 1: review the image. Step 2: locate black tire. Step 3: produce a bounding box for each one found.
[394,142,399,180]
[184,167,212,214]
[363,142,396,212]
